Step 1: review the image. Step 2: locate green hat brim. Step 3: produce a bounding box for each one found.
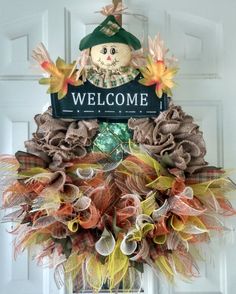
[79,15,141,51]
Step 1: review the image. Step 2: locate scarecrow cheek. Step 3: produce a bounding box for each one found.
[90,46,106,66]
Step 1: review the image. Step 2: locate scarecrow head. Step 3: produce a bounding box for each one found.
[79,15,141,70]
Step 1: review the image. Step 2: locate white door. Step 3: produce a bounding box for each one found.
[0,0,236,293]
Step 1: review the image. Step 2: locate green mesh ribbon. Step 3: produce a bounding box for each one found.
[92,122,132,161]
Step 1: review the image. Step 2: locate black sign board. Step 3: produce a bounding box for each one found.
[51,77,169,120]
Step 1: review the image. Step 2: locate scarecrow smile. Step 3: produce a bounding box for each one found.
[98,57,119,68]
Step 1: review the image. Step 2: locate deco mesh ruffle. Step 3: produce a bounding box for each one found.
[129,104,207,173]
[1,105,236,292]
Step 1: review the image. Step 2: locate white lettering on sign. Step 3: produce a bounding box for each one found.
[72,92,86,105]
[127,93,138,106]
[88,93,96,105]
[106,93,114,105]
[71,92,150,107]
[97,93,105,106]
[116,93,125,106]
[140,93,148,106]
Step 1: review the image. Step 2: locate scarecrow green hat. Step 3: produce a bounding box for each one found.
[79,15,141,51]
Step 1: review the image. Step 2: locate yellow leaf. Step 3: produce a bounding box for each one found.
[155,86,163,98]
[40,57,82,99]
[39,77,50,85]
[139,55,178,98]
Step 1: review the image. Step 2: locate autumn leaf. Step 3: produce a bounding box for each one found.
[139,56,178,98]
[39,57,83,100]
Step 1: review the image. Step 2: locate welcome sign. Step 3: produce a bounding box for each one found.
[51,78,169,120]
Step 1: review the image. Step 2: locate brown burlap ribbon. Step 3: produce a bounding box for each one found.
[128,104,207,173]
[25,105,207,173]
[25,108,99,170]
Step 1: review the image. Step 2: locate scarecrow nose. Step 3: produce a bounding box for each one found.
[107,55,111,61]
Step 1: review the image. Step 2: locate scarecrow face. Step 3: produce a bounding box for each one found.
[90,43,132,70]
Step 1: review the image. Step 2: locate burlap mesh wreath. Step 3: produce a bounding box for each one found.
[25,104,207,174]
[128,104,208,173]
[1,4,235,293]
[25,108,99,170]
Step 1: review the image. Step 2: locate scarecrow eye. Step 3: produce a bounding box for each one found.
[110,47,117,55]
[100,47,108,54]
